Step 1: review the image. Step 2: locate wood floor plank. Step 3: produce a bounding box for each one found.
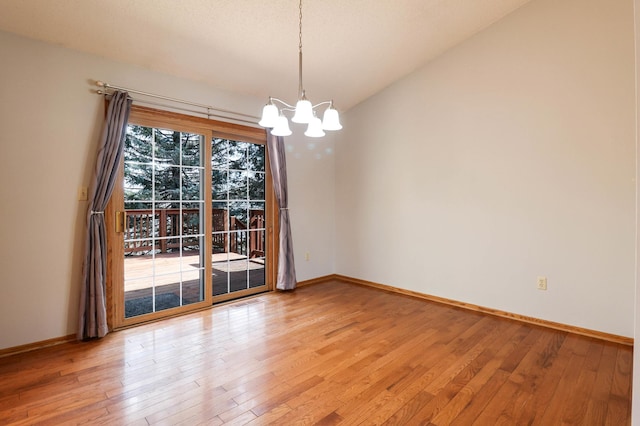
[582,343,619,423]
[243,403,292,425]
[534,343,589,424]
[273,379,349,425]
[605,347,633,424]
[381,389,435,425]
[398,322,513,423]
[488,332,563,423]
[0,280,632,425]
[29,406,110,426]
[428,323,523,424]
[511,333,573,424]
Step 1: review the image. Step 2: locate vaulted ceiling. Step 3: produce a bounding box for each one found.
[0,0,532,110]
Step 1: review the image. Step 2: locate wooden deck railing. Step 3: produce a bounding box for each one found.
[125,208,264,257]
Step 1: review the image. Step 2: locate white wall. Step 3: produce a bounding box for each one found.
[336,0,635,337]
[284,131,336,282]
[0,31,335,350]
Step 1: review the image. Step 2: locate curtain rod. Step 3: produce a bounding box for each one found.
[93,80,261,126]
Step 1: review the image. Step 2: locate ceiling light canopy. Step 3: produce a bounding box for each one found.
[259,0,342,138]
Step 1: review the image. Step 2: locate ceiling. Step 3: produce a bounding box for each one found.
[0,0,533,111]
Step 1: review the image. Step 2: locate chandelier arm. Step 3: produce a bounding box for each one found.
[311,100,334,110]
[270,97,296,109]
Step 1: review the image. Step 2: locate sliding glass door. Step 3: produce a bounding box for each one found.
[211,138,267,301]
[106,106,275,328]
[122,126,206,318]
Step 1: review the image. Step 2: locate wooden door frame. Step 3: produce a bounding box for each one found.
[105,105,277,330]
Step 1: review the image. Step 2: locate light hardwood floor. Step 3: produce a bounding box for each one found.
[0,280,632,425]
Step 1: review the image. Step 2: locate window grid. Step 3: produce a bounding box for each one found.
[123,125,205,316]
[211,138,266,296]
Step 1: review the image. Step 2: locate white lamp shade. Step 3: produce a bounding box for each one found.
[291,99,313,123]
[322,107,342,131]
[271,115,292,136]
[259,103,279,128]
[304,116,325,138]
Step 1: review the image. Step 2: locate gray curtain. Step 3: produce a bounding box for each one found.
[78,91,132,340]
[266,130,297,290]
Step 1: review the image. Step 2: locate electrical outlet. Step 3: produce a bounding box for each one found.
[537,276,547,291]
[305,252,310,261]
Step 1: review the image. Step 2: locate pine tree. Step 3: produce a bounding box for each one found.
[124,125,202,208]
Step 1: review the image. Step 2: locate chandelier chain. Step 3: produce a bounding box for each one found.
[299,0,303,52]
[297,0,304,97]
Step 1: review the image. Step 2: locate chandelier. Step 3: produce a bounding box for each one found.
[258,0,342,137]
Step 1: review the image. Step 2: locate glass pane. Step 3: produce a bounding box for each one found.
[155,164,180,200]
[182,238,200,255]
[182,203,202,237]
[249,229,265,258]
[155,277,181,312]
[229,230,248,258]
[182,268,204,305]
[249,259,265,288]
[182,242,203,270]
[228,259,249,292]
[124,281,153,318]
[182,167,202,200]
[125,198,152,211]
[212,249,229,265]
[250,201,265,210]
[162,237,181,253]
[212,234,227,255]
[250,203,265,227]
[125,125,153,164]
[181,133,201,166]
[248,172,265,200]
[124,255,153,280]
[125,240,155,257]
[248,144,265,172]
[124,203,157,244]
[229,202,249,230]
[213,269,229,296]
[154,129,180,165]
[211,138,228,168]
[212,169,228,200]
[154,207,174,246]
[212,202,228,233]
[248,209,265,258]
[124,163,153,202]
[229,140,249,170]
[228,171,247,200]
